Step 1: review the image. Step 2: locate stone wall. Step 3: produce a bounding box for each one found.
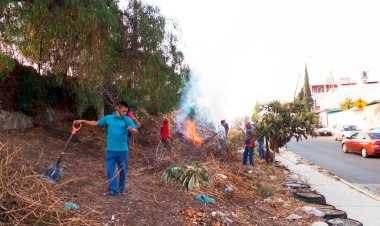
[40,108,73,125]
[0,109,33,130]
[0,108,72,131]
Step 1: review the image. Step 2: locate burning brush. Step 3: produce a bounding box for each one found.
[180,119,216,146]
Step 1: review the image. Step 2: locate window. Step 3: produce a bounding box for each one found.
[343,125,358,131]
[356,133,365,140]
[350,133,359,139]
[369,133,380,139]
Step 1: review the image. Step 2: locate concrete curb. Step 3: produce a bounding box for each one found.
[280,149,380,202]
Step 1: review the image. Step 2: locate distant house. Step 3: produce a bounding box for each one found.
[310,74,380,113]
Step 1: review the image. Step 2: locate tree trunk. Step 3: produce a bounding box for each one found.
[38,37,43,74]
[268,137,280,167]
[97,99,104,119]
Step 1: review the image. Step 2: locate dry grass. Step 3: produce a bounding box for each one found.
[0,141,97,225]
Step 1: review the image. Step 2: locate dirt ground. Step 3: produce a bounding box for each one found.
[0,113,327,225]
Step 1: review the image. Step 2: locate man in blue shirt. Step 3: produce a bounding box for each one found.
[74,101,138,197]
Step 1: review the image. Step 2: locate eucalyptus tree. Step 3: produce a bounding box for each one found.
[0,0,124,116]
[119,0,189,114]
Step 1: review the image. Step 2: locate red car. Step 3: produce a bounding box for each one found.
[342,132,380,158]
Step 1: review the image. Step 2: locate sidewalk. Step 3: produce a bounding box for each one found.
[277,150,380,226]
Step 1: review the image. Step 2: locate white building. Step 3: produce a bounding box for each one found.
[310,74,380,112]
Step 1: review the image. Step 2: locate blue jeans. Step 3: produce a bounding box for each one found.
[106,151,128,195]
[258,140,265,159]
[218,138,226,151]
[243,147,254,166]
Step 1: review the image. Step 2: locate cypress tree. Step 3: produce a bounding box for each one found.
[303,64,313,111]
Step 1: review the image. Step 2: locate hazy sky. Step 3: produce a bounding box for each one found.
[134,0,380,121]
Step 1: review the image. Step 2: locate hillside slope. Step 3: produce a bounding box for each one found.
[0,114,324,225]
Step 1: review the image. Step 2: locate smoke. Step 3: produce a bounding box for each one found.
[177,69,224,131]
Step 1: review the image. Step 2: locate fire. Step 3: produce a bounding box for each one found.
[183,120,204,146]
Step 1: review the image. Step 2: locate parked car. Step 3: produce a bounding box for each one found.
[316,125,332,136]
[342,131,380,158]
[369,127,380,132]
[333,125,361,141]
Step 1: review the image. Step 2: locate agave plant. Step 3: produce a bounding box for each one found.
[160,162,211,191]
[160,164,185,185]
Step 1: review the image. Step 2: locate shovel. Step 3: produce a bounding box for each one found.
[41,122,82,183]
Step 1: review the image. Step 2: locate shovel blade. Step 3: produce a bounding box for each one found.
[41,164,62,183]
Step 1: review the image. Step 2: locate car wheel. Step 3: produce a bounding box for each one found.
[342,144,348,153]
[361,148,368,158]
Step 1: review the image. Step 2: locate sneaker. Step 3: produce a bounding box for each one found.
[103,191,119,197]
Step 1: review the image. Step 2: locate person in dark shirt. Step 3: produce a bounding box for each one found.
[243,122,256,170]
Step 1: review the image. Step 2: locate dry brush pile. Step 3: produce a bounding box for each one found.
[0,141,96,225]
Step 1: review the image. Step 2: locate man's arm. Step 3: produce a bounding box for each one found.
[128,127,138,135]
[74,120,98,127]
[132,117,140,128]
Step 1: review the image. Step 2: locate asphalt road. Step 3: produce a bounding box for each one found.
[286,136,380,184]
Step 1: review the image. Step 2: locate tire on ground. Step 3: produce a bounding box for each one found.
[326,218,363,226]
[342,144,348,153]
[314,204,336,210]
[282,182,310,189]
[361,148,368,158]
[319,208,347,220]
[293,192,327,205]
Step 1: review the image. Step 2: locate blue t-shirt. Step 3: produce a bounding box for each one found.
[98,114,137,151]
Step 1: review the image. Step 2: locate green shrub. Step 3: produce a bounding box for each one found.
[257,183,276,199]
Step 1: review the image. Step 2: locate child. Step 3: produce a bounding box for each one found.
[160,118,171,150]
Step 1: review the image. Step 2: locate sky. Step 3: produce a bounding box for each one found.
[125,0,380,123]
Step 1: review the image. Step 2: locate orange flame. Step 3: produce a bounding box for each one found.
[183,120,204,146]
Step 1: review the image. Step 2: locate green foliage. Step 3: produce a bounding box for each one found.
[227,130,245,152]
[303,65,313,111]
[160,162,211,191]
[0,54,15,81]
[339,97,354,110]
[253,100,319,153]
[256,184,276,199]
[251,102,261,122]
[16,67,46,116]
[295,88,304,105]
[0,0,189,116]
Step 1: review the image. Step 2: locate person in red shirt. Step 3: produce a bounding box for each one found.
[126,108,140,128]
[160,118,171,150]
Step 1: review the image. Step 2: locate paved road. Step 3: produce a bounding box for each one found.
[286,136,380,185]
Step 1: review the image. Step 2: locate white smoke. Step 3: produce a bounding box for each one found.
[177,69,225,131]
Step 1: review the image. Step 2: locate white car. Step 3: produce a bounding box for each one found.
[369,127,380,132]
[316,125,332,136]
[333,125,361,141]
